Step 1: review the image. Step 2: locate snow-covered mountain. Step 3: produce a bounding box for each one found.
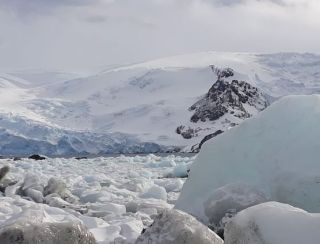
[177,66,269,152]
[0,52,320,155]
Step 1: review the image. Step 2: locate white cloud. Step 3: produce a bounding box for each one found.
[0,0,319,71]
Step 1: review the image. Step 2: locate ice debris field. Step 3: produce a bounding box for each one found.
[0,154,194,244]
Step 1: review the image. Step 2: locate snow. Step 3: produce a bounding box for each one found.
[0,154,195,243]
[135,208,223,244]
[176,95,320,224]
[0,52,320,154]
[224,202,320,244]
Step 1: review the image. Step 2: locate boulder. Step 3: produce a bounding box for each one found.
[135,209,223,244]
[140,185,167,201]
[0,205,97,244]
[0,166,9,182]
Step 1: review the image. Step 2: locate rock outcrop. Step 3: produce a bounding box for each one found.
[177,66,269,149]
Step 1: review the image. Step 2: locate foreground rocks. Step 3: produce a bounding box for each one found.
[0,205,97,244]
[224,202,320,244]
[135,209,223,244]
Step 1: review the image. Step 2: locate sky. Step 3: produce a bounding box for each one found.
[0,0,319,71]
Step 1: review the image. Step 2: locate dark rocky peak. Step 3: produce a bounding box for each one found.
[189,67,269,123]
[176,66,270,151]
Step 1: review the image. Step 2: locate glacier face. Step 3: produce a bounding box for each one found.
[0,52,320,155]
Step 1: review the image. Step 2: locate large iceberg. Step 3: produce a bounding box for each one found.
[176,95,320,223]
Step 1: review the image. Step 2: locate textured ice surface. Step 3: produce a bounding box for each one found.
[224,202,320,244]
[0,154,195,243]
[135,209,223,244]
[0,204,97,244]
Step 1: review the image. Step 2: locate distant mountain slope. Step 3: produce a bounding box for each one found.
[0,52,319,155]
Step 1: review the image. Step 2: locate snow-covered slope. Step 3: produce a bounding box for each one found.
[176,95,320,223]
[0,52,320,155]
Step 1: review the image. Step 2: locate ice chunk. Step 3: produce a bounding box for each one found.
[24,188,44,203]
[120,220,143,242]
[80,191,104,203]
[135,209,223,244]
[44,178,67,197]
[169,163,189,178]
[88,202,126,216]
[140,185,167,201]
[90,225,121,243]
[176,95,320,222]
[21,173,43,192]
[224,202,320,244]
[154,179,184,193]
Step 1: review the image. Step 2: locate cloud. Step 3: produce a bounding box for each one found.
[0,0,319,71]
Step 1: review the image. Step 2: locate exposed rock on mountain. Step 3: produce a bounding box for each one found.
[190,66,269,123]
[190,130,223,153]
[178,66,269,150]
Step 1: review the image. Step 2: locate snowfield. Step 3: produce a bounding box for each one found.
[0,154,195,244]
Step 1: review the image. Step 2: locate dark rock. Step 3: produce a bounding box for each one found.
[191,130,224,153]
[190,77,268,123]
[28,155,46,160]
[0,166,9,182]
[75,157,88,160]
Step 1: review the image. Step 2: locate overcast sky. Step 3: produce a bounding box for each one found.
[0,0,319,71]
